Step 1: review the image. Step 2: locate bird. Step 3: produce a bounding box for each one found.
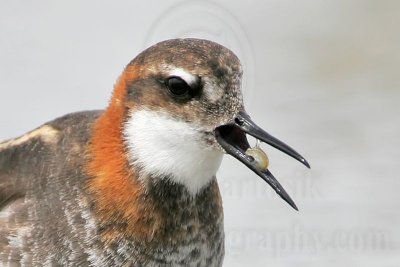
[0,38,309,266]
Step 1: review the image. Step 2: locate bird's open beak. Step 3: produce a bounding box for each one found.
[214,111,310,210]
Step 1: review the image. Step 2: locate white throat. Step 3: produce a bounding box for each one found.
[124,109,223,195]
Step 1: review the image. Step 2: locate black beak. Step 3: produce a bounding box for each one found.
[214,111,310,210]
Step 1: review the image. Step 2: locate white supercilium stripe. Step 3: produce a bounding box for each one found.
[167,67,197,85]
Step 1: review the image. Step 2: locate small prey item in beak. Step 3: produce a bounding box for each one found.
[245,140,269,171]
[215,111,310,210]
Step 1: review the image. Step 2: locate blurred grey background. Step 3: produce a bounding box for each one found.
[0,0,399,266]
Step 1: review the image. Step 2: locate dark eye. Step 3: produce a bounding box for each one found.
[166,77,191,97]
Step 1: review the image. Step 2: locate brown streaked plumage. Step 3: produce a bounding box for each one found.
[0,38,309,266]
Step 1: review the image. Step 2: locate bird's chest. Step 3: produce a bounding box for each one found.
[92,180,225,267]
[134,220,224,267]
[98,209,225,267]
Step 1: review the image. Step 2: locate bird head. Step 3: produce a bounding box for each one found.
[114,38,309,209]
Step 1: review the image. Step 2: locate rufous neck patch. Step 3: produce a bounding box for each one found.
[86,66,161,242]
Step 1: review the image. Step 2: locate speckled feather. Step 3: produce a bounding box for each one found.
[0,111,100,266]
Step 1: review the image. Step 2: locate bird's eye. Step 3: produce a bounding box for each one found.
[166,77,191,97]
